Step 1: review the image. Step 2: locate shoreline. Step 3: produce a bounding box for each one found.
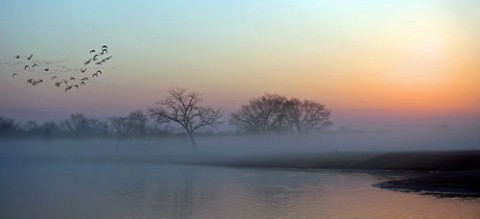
[373,169,480,197]
[2,150,480,197]
[196,151,480,197]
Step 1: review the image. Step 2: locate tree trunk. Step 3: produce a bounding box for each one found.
[187,132,197,154]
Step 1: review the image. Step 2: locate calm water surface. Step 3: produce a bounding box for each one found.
[1,158,479,219]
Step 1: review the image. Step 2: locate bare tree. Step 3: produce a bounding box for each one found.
[230,93,291,134]
[110,116,129,136]
[110,110,148,137]
[148,87,222,152]
[287,98,332,133]
[62,113,91,135]
[231,94,332,134]
[127,110,148,136]
[62,113,107,136]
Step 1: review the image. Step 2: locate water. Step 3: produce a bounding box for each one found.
[1,157,479,219]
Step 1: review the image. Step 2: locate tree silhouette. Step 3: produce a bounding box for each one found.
[231,93,332,134]
[148,87,222,153]
[230,93,291,134]
[287,98,332,133]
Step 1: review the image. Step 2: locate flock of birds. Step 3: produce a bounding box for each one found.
[2,45,113,92]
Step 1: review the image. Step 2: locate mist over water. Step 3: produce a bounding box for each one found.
[1,124,480,219]
[1,127,479,163]
[1,158,479,219]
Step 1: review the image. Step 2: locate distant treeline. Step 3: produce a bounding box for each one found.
[0,92,333,138]
[0,111,159,138]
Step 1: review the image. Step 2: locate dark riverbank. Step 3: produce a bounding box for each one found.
[374,169,480,197]
[197,150,480,197]
[200,150,480,171]
[2,144,479,197]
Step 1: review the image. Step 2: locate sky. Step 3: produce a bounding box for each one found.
[0,0,479,130]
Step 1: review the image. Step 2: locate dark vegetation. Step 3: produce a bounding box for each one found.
[0,89,332,140]
[230,93,332,134]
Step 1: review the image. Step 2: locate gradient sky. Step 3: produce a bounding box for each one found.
[0,0,479,129]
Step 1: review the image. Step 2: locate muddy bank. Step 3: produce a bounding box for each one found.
[197,150,480,197]
[375,169,480,197]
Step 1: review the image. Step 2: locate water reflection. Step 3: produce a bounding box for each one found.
[1,159,479,219]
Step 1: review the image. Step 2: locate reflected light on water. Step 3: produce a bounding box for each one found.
[1,160,479,219]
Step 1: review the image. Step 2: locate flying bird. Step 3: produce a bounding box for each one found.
[63,79,68,84]
[25,54,33,60]
[93,54,98,61]
[80,68,87,73]
[27,79,33,83]
[89,49,96,54]
[54,82,61,87]
[70,77,75,81]
[96,70,102,74]
[65,85,72,92]
[80,81,86,86]
[102,45,108,49]
[81,77,88,81]
[12,73,18,77]
[84,59,91,65]
[44,68,49,72]
[92,73,99,77]
[32,64,38,68]
[51,76,58,80]
[24,65,29,70]
[74,84,79,89]
[15,55,20,59]
[96,62,103,65]
[100,48,107,55]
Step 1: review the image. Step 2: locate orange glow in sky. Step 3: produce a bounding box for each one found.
[0,1,479,127]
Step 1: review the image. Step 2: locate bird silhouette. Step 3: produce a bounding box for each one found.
[84,59,91,65]
[80,81,86,86]
[25,54,33,60]
[63,79,68,84]
[24,65,29,70]
[93,54,99,61]
[96,62,103,65]
[96,70,102,74]
[44,68,49,72]
[32,64,38,68]
[89,49,96,54]
[27,79,33,83]
[92,73,99,77]
[80,68,87,73]
[74,84,79,89]
[15,55,20,59]
[12,73,18,77]
[55,82,61,87]
[100,48,107,55]
[105,56,113,60]
[102,45,108,49]
[51,76,58,80]
[70,77,75,81]
[81,77,88,80]
[65,86,72,92]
